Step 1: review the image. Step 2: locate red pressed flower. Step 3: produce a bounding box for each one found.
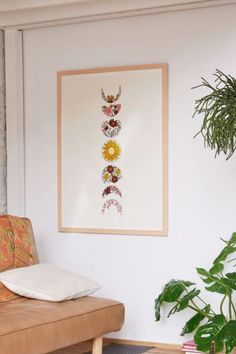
[109,119,118,127]
[112,176,118,183]
[105,187,111,195]
[107,165,114,173]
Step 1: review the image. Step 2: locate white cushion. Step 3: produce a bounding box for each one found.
[0,263,100,302]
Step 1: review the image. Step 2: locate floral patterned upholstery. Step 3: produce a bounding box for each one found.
[0,215,37,302]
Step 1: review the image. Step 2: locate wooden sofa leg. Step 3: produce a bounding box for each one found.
[92,336,103,354]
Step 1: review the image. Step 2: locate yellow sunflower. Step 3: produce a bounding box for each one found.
[102,140,121,162]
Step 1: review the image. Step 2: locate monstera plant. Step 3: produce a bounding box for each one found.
[155,233,236,354]
[193,70,236,160]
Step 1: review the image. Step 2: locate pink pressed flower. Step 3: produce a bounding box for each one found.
[105,107,112,115]
[115,104,121,113]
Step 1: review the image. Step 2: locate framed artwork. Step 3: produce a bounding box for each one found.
[57,64,168,236]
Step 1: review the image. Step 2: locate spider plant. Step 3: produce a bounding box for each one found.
[193,70,236,160]
[155,233,236,354]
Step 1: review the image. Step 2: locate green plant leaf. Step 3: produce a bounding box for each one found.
[178,288,201,311]
[167,303,179,317]
[194,315,236,354]
[196,268,219,284]
[213,234,236,267]
[223,278,236,291]
[154,293,163,321]
[196,268,231,293]
[228,232,236,245]
[226,272,236,280]
[209,262,224,275]
[181,280,196,287]
[161,279,195,303]
[181,305,211,335]
[227,321,236,342]
[213,245,236,265]
[166,288,201,318]
[205,283,227,294]
[201,277,215,284]
[154,280,195,321]
[197,268,210,277]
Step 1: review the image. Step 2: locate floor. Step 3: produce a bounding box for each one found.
[50,341,181,354]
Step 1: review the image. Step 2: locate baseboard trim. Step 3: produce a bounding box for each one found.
[104,338,181,351]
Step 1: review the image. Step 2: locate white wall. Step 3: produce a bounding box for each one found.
[22,4,236,344]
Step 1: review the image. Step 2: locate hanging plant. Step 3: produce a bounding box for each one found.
[193,70,236,160]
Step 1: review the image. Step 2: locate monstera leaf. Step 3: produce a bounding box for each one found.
[155,280,196,321]
[213,233,236,265]
[194,315,236,354]
[167,288,201,317]
[227,232,236,246]
[162,279,195,302]
[155,293,163,321]
[209,262,224,275]
[197,268,232,294]
[181,305,211,336]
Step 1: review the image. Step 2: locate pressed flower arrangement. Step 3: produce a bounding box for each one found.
[193,70,236,160]
[155,233,236,354]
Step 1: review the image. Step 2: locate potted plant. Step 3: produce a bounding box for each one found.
[155,233,236,354]
[193,70,236,160]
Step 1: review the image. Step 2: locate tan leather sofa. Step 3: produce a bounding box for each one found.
[0,217,125,354]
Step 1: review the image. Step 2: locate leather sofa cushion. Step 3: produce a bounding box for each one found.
[0,296,124,354]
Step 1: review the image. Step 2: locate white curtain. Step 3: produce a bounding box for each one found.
[0,30,6,214]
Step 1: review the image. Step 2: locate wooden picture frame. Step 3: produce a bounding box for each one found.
[57,64,168,236]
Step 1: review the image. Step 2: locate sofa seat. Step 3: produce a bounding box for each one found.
[0,296,124,354]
